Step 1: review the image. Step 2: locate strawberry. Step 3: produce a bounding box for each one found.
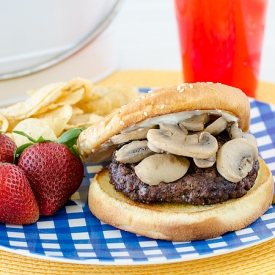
[0,163,39,224]
[14,128,84,216]
[0,133,17,163]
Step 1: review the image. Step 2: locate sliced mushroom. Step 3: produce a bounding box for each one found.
[159,123,188,137]
[244,133,258,145]
[227,122,243,139]
[147,141,165,153]
[180,113,210,131]
[227,122,257,146]
[216,138,258,183]
[115,140,153,163]
[134,154,190,185]
[193,154,216,168]
[178,122,188,133]
[205,116,227,136]
[111,127,152,144]
[147,129,218,159]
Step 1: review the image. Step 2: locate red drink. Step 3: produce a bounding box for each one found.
[175,0,268,97]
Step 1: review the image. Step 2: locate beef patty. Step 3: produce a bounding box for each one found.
[108,132,260,205]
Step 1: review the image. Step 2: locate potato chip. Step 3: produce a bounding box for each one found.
[2,82,67,120]
[33,103,58,116]
[72,106,84,116]
[66,113,103,129]
[39,117,68,137]
[6,118,20,133]
[70,77,94,101]
[77,86,109,105]
[69,78,87,91]
[78,96,113,116]
[75,86,113,114]
[31,84,81,116]
[109,84,140,102]
[34,104,72,119]
[25,81,85,117]
[4,132,13,140]
[107,91,126,107]
[33,105,73,136]
[26,88,39,96]
[54,88,85,105]
[0,114,9,132]
[12,118,57,147]
[1,77,142,141]
[76,84,140,116]
[90,86,110,98]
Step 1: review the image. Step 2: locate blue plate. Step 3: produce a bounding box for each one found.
[1,89,275,265]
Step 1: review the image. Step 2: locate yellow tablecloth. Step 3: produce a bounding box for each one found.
[1,70,275,275]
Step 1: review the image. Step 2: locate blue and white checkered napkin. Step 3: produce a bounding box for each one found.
[249,99,275,184]
[0,92,275,265]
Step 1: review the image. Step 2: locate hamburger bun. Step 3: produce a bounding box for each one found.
[88,158,273,241]
[77,83,250,163]
[77,82,274,241]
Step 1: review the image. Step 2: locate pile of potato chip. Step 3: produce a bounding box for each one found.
[0,77,140,147]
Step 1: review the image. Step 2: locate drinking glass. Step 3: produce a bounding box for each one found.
[174,0,268,97]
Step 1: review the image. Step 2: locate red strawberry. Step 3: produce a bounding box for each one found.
[15,129,84,216]
[0,163,39,224]
[0,133,17,163]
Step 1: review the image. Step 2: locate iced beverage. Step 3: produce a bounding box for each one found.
[174,0,268,97]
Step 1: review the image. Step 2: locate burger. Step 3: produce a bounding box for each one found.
[77,82,274,241]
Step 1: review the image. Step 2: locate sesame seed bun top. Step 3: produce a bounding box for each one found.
[77,82,250,164]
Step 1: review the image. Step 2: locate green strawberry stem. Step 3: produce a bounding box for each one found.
[56,127,84,147]
[13,131,52,143]
[13,127,85,164]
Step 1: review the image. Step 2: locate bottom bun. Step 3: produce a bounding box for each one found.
[88,158,274,241]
